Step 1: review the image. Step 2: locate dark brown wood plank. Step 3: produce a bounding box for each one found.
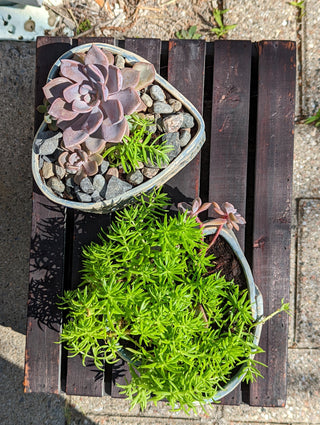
[34,37,73,129]
[208,40,252,405]
[24,189,66,394]
[123,38,161,72]
[110,38,162,398]
[249,41,296,407]
[64,37,114,397]
[164,39,206,203]
[208,40,252,250]
[24,37,72,393]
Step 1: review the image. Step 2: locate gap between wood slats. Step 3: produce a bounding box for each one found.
[249,40,296,407]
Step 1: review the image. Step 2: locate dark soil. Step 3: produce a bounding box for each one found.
[205,234,247,292]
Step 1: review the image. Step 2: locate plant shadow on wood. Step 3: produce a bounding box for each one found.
[28,198,66,331]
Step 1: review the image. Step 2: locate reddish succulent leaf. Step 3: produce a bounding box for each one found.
[205,218,227,226]
[79,83,92,95]
[100,99,124,125]
[109,88,140,115]
[106,65,123,94]
[48,98,78,121]
[74,167,87,185]
[101,117,129,143]
[63,127,89,147]
[72,99,93,113]
[43,77,71,104]
[81,107,103,133]
[60,59,88,84]
[58,151,68,168]
[135,98,148,112]
[63,83,81,103]
[83,159,99,176]
[96,82,108,102]
[85,44,109,80]
[86,64,105,85]
[104,50,114,65]
[84,137,106,153]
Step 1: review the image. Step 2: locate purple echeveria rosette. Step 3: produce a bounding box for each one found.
[43,45,155,154]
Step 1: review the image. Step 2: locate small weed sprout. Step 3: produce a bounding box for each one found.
[76,18,92,35]
[288,1,305,18]
[211,8,237,39]
[37,100,58,131]
[175,25,202,40]
[305,108,320,127]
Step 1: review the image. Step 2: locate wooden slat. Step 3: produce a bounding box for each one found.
[249,41,296,407]
[24,190,66,393]
[24,37,72,393]
[123,38,161,72]
[209,40,252,405]
[110,37,162,398]
[34,37,73,129]
[65,212,111,396]
[64,37,114,397]
[208,40,252,250]
[165,39,206,202]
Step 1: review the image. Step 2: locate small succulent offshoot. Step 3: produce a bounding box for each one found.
[58,148,104,185]
[178,198,245,250]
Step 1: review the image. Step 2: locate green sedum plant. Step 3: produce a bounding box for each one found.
[103,113,173,173]
[57,189,290,413]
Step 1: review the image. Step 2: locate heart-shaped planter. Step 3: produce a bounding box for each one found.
[32,43,206,214]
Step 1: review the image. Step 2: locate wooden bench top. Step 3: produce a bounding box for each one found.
[24,36,296,407]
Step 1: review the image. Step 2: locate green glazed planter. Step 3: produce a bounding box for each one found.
[32,43,206,214]
[117,225,263,404]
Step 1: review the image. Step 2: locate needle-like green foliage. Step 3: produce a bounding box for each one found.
[58,189,266,413]
[103,114,173,173]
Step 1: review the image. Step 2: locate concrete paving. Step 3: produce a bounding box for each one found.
[0,1,320,424]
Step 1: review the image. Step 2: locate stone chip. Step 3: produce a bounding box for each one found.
[104,176,132,200]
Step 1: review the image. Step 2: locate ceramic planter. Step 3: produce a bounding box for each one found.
[32,43,206,214]
[118,225,263,403]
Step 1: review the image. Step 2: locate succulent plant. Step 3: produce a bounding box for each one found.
[58,147,104,185]
[43,45,155,153]
[209,201,246,231]
[177,197,211,224]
